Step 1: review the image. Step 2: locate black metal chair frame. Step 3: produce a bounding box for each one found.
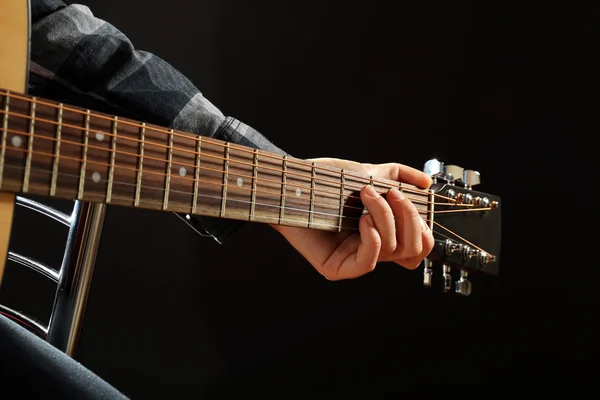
[0,199,106,356]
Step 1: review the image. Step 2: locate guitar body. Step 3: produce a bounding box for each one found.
[0,0,29,284]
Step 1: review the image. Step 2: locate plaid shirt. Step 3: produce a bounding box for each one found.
[28,0,288,243]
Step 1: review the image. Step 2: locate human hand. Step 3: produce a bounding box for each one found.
[271,158,435,280]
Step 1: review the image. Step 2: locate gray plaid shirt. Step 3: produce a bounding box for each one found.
[29,0,288,243]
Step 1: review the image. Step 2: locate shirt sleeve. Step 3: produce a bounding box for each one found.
[27,0,288,243]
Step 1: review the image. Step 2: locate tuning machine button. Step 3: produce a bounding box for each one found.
[455,270,472,296]
[442,264,452,292]
[443,165,464,184]
[462,169,481,189]
[423,159,444,183]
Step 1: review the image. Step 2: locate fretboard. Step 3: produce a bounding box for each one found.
[0,89,431,232]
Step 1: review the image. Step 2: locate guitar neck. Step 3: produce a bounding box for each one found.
[0,89,431,232]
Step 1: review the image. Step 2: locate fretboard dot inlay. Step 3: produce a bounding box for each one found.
[0,91,432,235]
[11,136,22,148]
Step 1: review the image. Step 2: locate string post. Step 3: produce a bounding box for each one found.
[479,252,496,267]
[462,245,479,261]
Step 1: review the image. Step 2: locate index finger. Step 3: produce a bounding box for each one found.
[373,163,432,189]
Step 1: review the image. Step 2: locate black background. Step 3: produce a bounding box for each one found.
[0,0,593,397]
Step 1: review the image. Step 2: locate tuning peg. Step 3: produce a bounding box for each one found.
[462,169,481,189]
[462,245,479,261]
[445,239,462,256]
[455,270,472,296]
[422,259,433,287]
[443,165,464,184]
[442,264,452,292]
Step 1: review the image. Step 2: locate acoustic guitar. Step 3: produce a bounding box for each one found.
[0,0,501,295]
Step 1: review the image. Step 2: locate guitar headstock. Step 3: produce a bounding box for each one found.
[421,159,501,296]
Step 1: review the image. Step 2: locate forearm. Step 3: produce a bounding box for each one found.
[29,0,226,136]
[28,0,288,242]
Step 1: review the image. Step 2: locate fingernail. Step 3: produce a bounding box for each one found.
[387,188,405,201]
[364,185,379,198]
[419,218,430,230]
[365,214,374,227]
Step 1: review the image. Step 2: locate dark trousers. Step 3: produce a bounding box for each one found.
[0,314,128,399]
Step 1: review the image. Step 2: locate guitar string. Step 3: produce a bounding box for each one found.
[2,163,431,227]
[9,161,493,258]
[1,94,495,253]
[0,107,455,206]
[433,221,492,256]
[0,91,453,201]
[0,92,457,203]
[0,112,451,208]
[0,144,419,215]
[418,228,495,263]
[2,126,442,212]
[1,145,492,216]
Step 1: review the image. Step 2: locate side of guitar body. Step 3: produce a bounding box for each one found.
[0,0,29,284]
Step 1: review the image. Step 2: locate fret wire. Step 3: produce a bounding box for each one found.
[22,97,36,193]
[5,144,401,214]
[0,92,443,202]
[0,92,10,188]
[77,109,90,199]
[0,108,424,201]
[163,129,174,210]
[134,122,145,207]
[4,135,428,216]
[279,155,287,224]
[2,163,370,230]
[309,161,316,228]
[337,169,344,232]
[3,160,435,236]
[107,116,117,203]
[250,148,258,221]
[50,103,63,196]
[0,103,434,207]
[0,92,363,188]
[220,142,230,217]
[0,99,434,214]
[192,136,201,214]
[1,114,370,197]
